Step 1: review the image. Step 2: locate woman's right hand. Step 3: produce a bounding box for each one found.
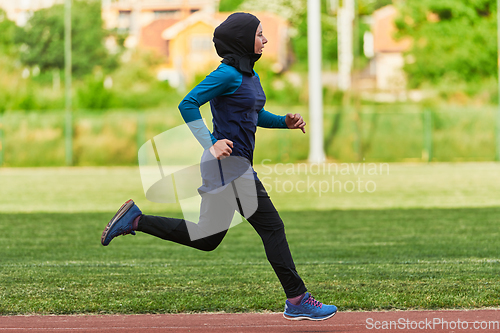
[209,139,233,159]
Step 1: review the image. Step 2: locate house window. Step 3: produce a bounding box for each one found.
[154,10,178,19]
[190,35,212,52]
[118,10,131,33]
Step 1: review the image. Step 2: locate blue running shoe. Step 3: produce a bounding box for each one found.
[283,293,337,321]
[101,199,142,246]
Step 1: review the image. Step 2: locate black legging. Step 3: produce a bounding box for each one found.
[137,180,307,298]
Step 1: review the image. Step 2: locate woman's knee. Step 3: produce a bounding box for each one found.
[196,232,225,251]
[199,242,220,252]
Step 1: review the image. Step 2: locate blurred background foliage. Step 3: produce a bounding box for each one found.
[395,0,497,89]
[0,0,499,166]
[0,0,180,112]
[14,0,116,77]
[1,0,498,112]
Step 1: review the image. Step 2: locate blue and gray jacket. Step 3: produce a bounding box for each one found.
[178,63,287,185]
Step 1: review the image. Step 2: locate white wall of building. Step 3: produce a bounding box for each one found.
[0,0,63,26]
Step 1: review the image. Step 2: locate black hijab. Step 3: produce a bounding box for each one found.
[213,12,261,76]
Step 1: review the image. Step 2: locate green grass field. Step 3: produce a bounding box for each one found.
[1,163,499,314]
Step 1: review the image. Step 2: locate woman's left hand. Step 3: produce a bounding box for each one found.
[285,113,306,133]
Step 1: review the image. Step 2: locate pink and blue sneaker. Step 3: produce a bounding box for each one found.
[283,293,337,321]
[101,199,142,246]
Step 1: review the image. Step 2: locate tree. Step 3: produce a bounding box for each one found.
[395,0,497,87]
[15,0,116,77]
[0,8,18,55]
[240,0,388,69]
[239,0,339,67]
[219,0,246,11]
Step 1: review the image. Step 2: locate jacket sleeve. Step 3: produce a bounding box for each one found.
[178,65,242,149]
[257,108,287,128]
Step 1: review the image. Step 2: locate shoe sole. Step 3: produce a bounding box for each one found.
[101,199,134,246]
[283,310,337,321]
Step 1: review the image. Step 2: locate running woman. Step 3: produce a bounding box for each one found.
[101,12,337,321]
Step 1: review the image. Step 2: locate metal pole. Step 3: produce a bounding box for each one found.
[307,0,326,163]
[0,113,3,166]
[338,0,354,91]
[497,0,500,161]
[354,98,362,161]
[423,109,433,162]
[137,112,146,150]
[65,0,72,166]
[353,0,359,68]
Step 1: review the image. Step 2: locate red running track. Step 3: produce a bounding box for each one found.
[1,309,499,333]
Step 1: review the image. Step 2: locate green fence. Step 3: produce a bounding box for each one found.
[0,105,496,167]
[322,105,496,163]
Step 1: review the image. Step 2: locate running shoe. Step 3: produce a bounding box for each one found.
[101,199,142,246]
[283,293,337,321]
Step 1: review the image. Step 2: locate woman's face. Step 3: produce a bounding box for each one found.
[254,23,268,54]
